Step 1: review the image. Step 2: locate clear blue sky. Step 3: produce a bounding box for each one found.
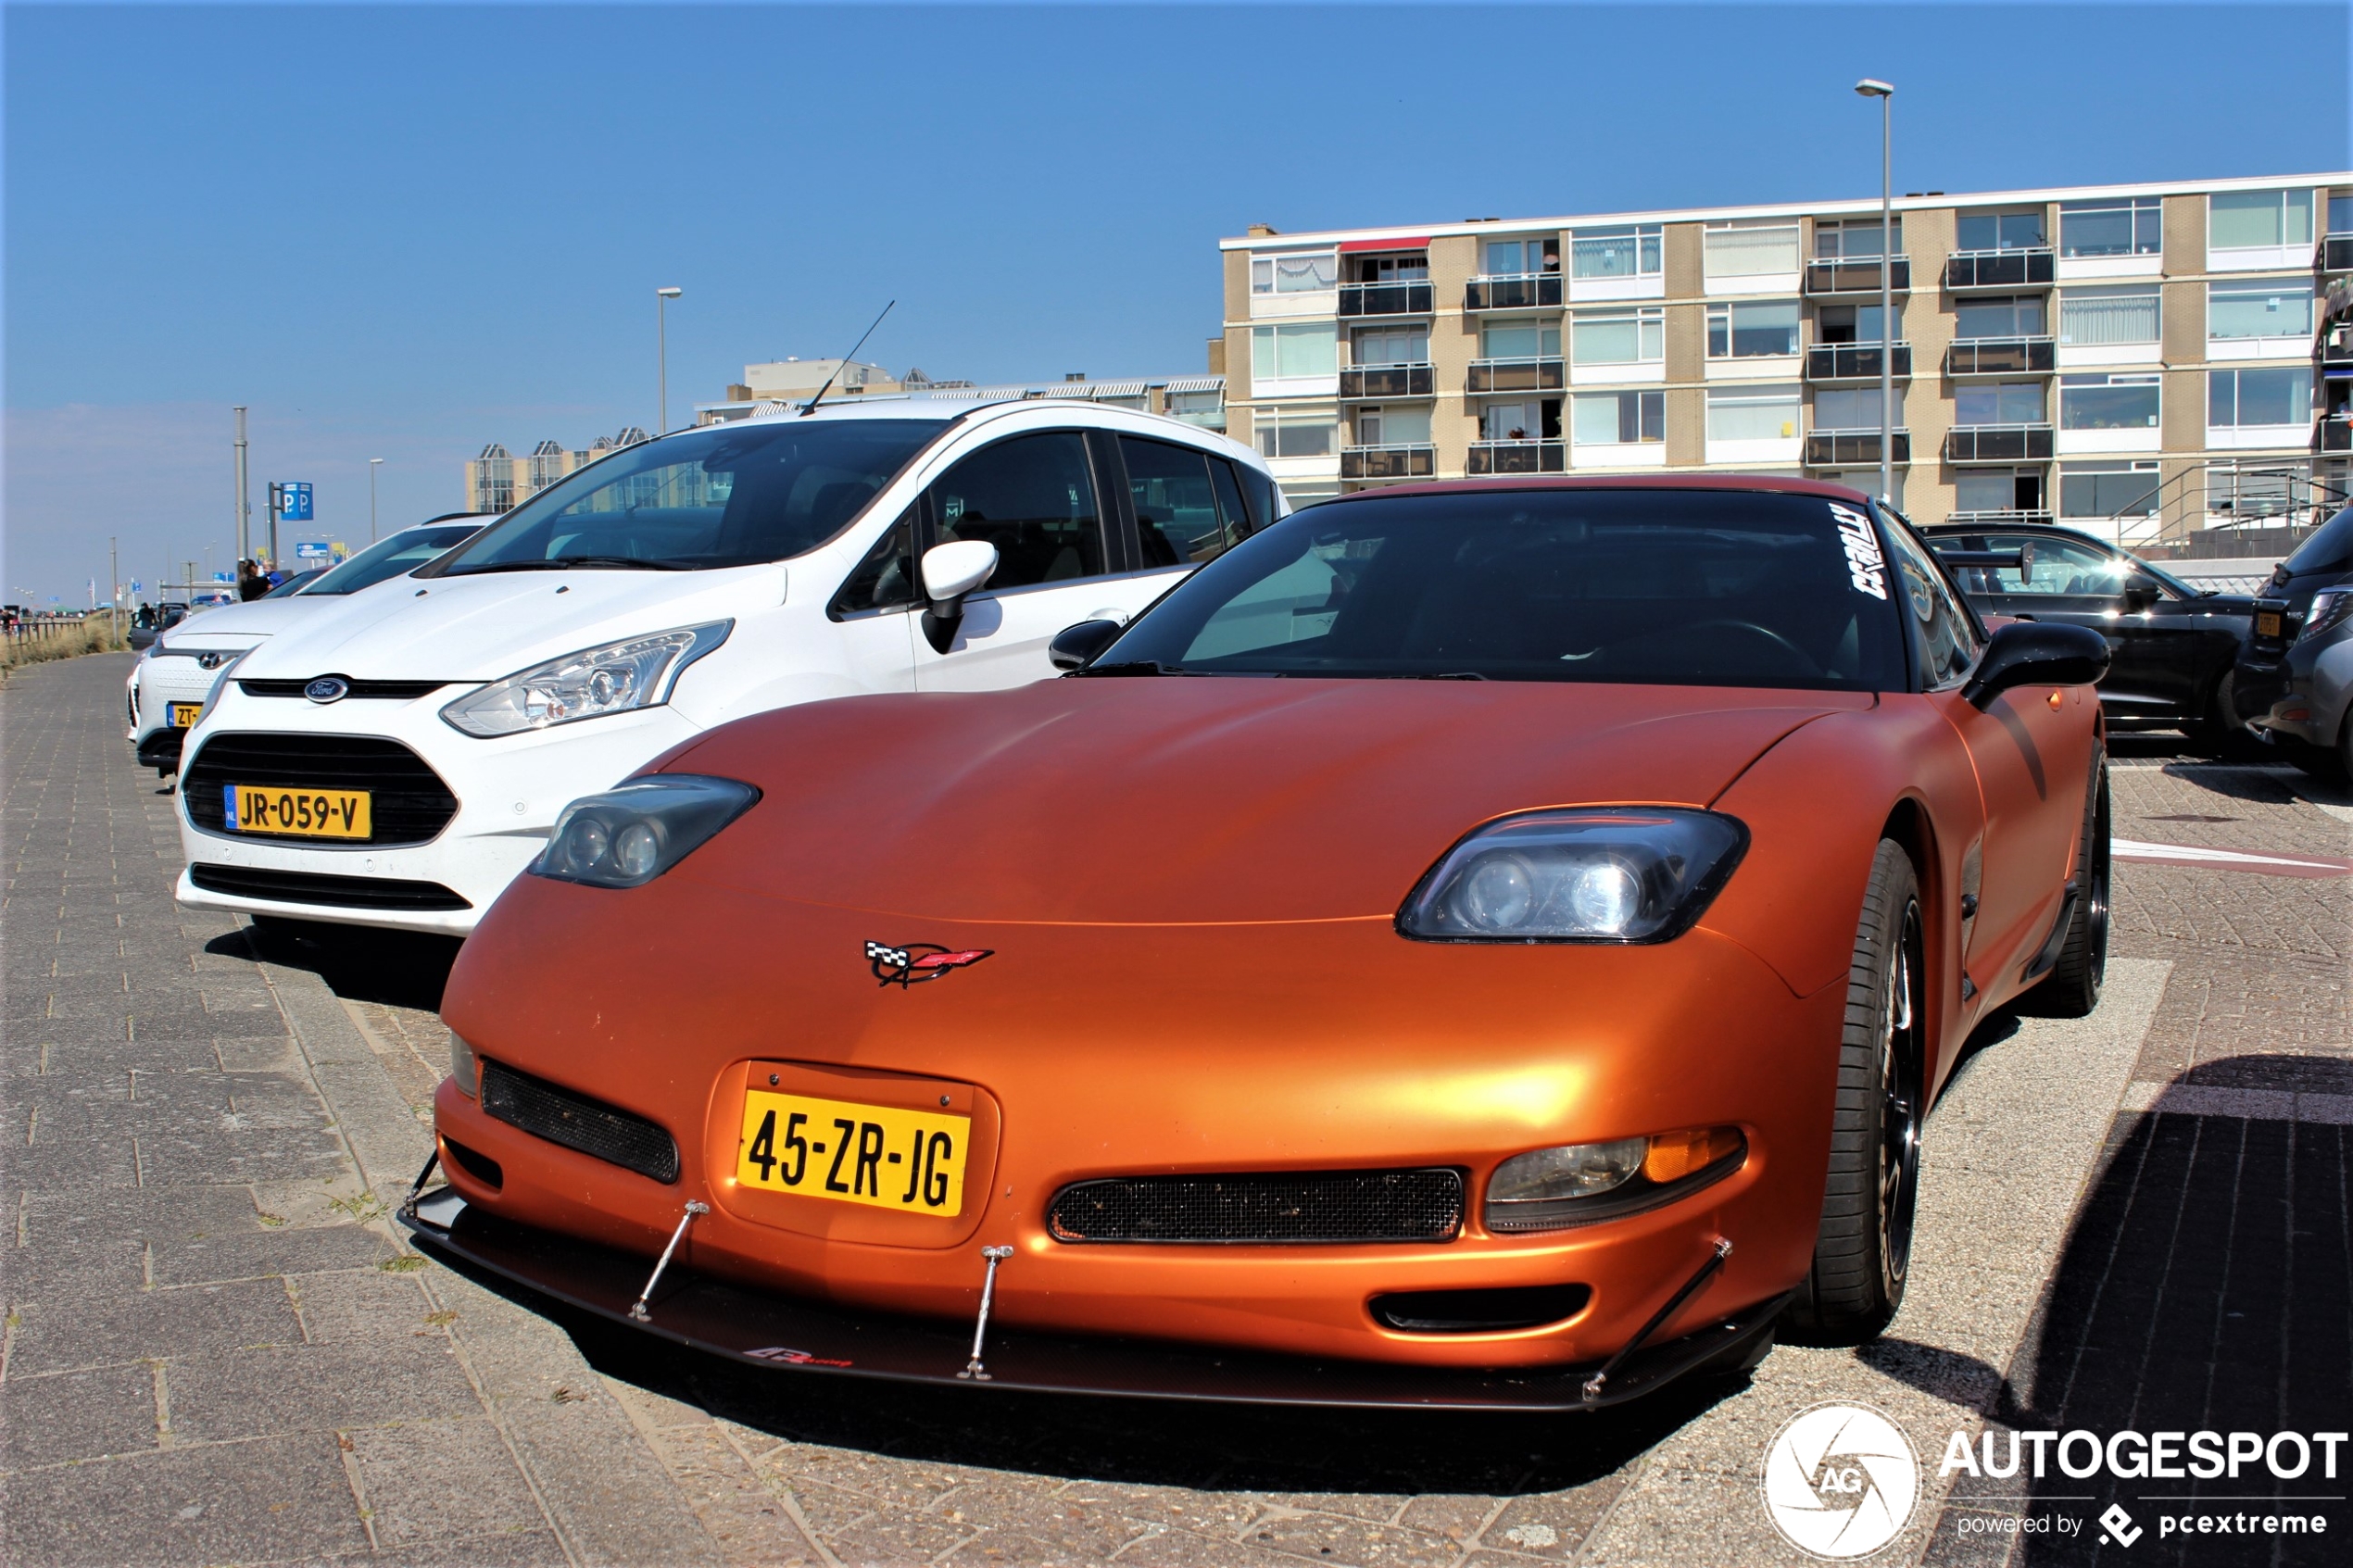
[5,2,2347,603]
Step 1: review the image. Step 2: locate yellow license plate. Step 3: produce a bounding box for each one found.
[736,1089,969,1215]
[2256,612,2283,637]
[223,784,371,839]
[170,703,207,728]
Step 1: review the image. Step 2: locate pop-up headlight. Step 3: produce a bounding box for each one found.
[530,774,760,890]
[1398,809,1747,943]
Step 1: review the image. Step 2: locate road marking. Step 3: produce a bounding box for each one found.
[2110,837,2353,877]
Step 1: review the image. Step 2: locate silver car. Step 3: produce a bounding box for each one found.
[2250,581,2353,778]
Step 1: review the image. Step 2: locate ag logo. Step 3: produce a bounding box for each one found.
[864,941,993,987]
[1761,1402,1919,1558]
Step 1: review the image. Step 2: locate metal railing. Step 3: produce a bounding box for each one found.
[1943,247,2056,290]
[1340,445,1438,480]
[1945,335,2057,375]
[1944,424,2056,462]
[1466,357,1564,393]
[1804,429,1911,466]
[2322,417,2352,454]
[2322,233,2353,272]
[1806,343,1913,381]
[2103,459,2347,551]
[1339,363,1435,399]
[1464,272,1563,310]
[1340,281,1433,318]
[1467,440,1566,474]
[2320,323,2353,369]
[1804,257,1911,295]
[1944,509,2054,526]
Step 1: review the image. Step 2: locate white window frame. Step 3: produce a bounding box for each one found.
[2206,278,2317,360]
[1813,216,1904,259]
[2057,372,2162,454]
[2057,196,2164,281]
[1703,221,1802,295]
[1567,224,1665,301]
[1249,322,1340,398]
[1705,298,1802,377]
[1567,306,1665,384]
[2208,188,2317,271]
[1252,408,1340,463]
[2057,284,2161,367]
[1704,383,1803,464]
[2057,460,2160,531]
[2207,366,2313,448]
[1248,249,1339,319]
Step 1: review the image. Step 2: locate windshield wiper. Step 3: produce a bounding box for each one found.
[1067,659,1190,677]
[451,557,683,575]
[1410,671,1489,680]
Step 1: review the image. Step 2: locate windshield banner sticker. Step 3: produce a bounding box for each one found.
[1830,504,1889,600]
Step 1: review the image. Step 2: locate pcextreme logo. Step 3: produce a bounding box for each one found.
[1762,1402,1921,1559]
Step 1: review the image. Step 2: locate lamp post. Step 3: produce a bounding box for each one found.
[656,286,684,433]
[370,458,384,542]
[1854,79,1895,509]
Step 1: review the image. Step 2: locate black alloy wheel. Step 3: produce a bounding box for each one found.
[1873,897,1925,1305]
[2022,750,2109,1018]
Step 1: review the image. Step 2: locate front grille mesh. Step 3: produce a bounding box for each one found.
[190,863,470,910]
[239,678,451,700]
[183,733,459,846]
[482,1060,679,1184]
[1049,1169,1463,1245]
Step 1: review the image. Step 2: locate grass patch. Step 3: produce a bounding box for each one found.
[2,617,129,676]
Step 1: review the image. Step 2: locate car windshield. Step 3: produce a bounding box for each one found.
[2282,506,2353,577]
[296,523,484,596]
[262,570,327,597]
[425,420,939,576]
[1095,488,1907,690]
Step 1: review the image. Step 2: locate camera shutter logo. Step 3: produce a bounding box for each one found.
[1761,1402,1920,1558]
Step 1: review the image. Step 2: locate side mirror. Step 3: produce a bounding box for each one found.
[1048,619,1123,671]
[918,540,998,655]
[2120,571,2162,612]
[1962,621,2110,710]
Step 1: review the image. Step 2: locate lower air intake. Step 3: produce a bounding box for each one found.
[481,1060,679,1185]
[1048,1169,1463,1245]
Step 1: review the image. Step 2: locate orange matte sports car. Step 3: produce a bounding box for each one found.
[403,476,2111,1411]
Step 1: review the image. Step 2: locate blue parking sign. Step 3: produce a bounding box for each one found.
[275,483,314,523]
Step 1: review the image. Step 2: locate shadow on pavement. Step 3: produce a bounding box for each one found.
[210,916,464,1012]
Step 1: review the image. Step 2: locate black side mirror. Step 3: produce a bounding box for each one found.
[2120,571,2162,612]
[1048,619,1123,671]
[1962,621,2110,710]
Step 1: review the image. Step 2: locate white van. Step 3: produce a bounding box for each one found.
[174,398,1280,933]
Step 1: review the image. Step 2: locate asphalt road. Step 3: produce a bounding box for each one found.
[4,652,2347,1567]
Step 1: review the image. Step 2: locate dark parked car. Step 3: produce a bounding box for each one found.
[2233,506,2353,767]
[1929,522,2255,749]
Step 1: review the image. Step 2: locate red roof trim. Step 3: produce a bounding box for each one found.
[1336,237,1430,254]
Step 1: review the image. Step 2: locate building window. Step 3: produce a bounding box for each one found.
[2057,286,2159,347]
[2208,280,2315,341]
[1478,400,1559,441]
[1956,211,2046,251]
[1480,237,1559,278]
[2059,373,2160,431]
[2209,189,2315,251]
[1570,307,1665,365]
[1954,468,2045,512]
[1253,411,1337,458]
[1165,389,1226,430]
[2208,367,2314,428]
[2059,197,2162,258]
[1706,300,1800,358]
[1479,319,1562,359]
[1351,252,1428,283]
[1251,252,1339,295]
[1954,295,2047,339]
[2332,194,2353,234]
[2059,461,2159,518]
[1955,382,2047,425]
[1252,322,1338,380]
[1816,304,1894,345]
[1814,217,1903,258]
[1568,224,1662,280]
[1705,385,1801,441]
[1571,391,1665,445]
[1814,386,1896,430]
[1704,221,1802,278]
[1353,325,1428,365]
[1355,406,1432,446]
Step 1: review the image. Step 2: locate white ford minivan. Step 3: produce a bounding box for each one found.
[174,397,1281,933]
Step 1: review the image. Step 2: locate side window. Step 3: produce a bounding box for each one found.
[831,503,920,616]
[1208,459,1252,541]
[1118,436,1246,568]
[1982,533,2122,597]
[928,433,1104,591]
[1882,521,1982,687]
[1238,463,1282,534]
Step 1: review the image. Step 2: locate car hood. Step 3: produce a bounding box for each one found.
[667,678,1871,925]
[231,563,778,683]
[154,596,314,647]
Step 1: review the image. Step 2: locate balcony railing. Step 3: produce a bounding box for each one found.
[1944,247,2057,290]
[1340,281,1433,318]
[1944,423,2056,462]
[1945,336,2057,375]
[1944,509,2054,526]
[1340,444,1437,480]
[2320,324,2353,370]
[1465,272,1563,310]
[1804,257,1911,295]
[1338,363,1435,399]
[1467,440,1566,474]
[2320,417,2352,454]
[1806,342,1913,381]
[1466,357,1565,393]
[2322,233,2353,273]
[1804,429,1910,465]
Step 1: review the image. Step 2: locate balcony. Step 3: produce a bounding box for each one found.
[1944,509,2054,527]
[1465,272,1563,310]
[1338,363,1435,399]
[1944,424,2056,462]
[1944,247,2057,291]
[2320,323,2353,370]
[1806,342,1913,382]
[1467,440,1565,474]
[1804,429,1910,466]
[1945,336,2057,376]
[1466,357,1565,394]
[2322,233,2353,273]
[1340,281,1433,318]
[1804,257,1911,296]
[2321,417,2352,454]
[1340,445,1437,480]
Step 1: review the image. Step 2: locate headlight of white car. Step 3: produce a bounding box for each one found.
[438,621,732,738]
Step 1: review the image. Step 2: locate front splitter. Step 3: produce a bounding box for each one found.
[400,1191,1784,1412]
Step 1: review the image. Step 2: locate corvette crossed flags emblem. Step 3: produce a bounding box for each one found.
[865,941,994,987]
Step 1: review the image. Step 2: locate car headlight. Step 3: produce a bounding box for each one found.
[1397,809,1748,942]
[1487,1126,1746,1232]
[448,1034,482,1098]
[2298,589,2352,645]
[439,621,731,738]
[530,774,760,889]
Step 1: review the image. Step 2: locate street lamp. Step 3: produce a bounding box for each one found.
[370,458,384,542]
[1855,78,1895,508]
[657,286,684,434]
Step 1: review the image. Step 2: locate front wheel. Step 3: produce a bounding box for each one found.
[1785,838,1924,1346]
[2020,748,2109,1019]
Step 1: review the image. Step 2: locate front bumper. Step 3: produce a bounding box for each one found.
[400,1189,1783,1411]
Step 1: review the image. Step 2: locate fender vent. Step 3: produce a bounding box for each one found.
[1048,1169,1463,1245]
[481,1060,679,1185]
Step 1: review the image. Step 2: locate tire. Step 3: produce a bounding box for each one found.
[1785,838,1924,1346]
[2189,671,2242,757]
[2021,748,2109,1019]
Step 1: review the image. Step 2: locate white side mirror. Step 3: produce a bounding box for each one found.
[922,541,998,607]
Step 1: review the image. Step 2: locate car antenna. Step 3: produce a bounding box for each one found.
[799,301,895,416]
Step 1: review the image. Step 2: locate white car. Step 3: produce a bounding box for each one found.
[173,399,1281,934]
[128,519,491,776]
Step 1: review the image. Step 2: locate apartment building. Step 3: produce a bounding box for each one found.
[466,429,650,514]
[694,370,1227,430]
[1220,172,2352,548]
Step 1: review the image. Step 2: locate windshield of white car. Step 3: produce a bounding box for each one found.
[422,420,938,576]
[296,523,485,596]
[262,570,327,597]
[1089,489,1909,690]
